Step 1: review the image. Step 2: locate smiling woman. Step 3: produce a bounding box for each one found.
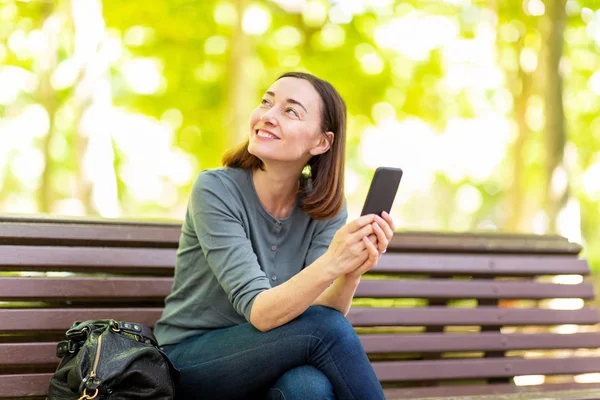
[223,71,346,220]
[154,71,393,399]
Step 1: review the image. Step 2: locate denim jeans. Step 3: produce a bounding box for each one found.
[163,305,385,400]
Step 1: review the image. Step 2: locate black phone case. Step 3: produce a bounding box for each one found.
[360,167,403,216]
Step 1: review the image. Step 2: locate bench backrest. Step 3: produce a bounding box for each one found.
[1,216,599,399]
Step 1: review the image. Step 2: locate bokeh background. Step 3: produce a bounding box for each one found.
[1,0,599,275]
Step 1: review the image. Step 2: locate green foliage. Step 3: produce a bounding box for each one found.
[1,0,599,272]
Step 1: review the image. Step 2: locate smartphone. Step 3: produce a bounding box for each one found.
[360,167,403,216]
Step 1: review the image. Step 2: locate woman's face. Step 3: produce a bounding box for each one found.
[248,77,332,166]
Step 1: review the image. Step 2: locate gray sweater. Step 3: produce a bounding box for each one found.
[154,167,347,346]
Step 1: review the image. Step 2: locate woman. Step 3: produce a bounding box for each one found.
[154,72,394,399]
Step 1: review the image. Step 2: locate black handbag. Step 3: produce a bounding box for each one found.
[47,319,178,399]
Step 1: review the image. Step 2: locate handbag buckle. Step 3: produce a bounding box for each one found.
[56,340,80,358]
[78,388,99,400]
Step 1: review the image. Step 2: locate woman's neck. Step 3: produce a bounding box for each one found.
[252,167,301,219]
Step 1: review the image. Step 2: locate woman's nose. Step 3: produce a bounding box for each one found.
[260,109,278,125]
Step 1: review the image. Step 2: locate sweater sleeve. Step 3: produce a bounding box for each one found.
[189,171,271,322]
[304,201,348,268]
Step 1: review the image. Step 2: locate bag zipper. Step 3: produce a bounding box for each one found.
[78,333,102,400]
[90,333,102,379]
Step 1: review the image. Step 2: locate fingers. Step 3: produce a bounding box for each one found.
[362,236,379,261]
[349,223,375,244]
[350,236,379,276]
[382,211,395,229]
[347,214,377,234]
[372,221,387,253]
[376,213,394,241]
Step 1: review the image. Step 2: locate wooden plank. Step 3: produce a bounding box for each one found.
[383,382,600,399]
[1,375,600,400]
[0,215,580,254]
[0,373,51,397]
[0,221,180,247]
[4,247,586,277]
[0,215,180,227]
[5,333,600,368]
[0,245,176,274]
[360,332,600,353]
[347,307,600,327]
[3,277,592,301]
[2,307,597,332]
[388,231,582,255]
[0,343,57,366]
[356,279,595,299]
[0,277,172,300]
[0,308,163,331]
[373,356,600,381]
[373,253,591,276]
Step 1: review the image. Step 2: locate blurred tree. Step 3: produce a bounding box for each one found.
[494,0,537,232]
[36,0,60,213]
[1,0,600,270]
[542,0,567,233]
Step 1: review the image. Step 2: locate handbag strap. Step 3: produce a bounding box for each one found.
[114,321,158,346]
[56,320,158,358]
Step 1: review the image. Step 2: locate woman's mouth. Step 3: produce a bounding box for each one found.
[256,129,279,139]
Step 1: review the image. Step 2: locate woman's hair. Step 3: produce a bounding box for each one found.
[222,71,346,220]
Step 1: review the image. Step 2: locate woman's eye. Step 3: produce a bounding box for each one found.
[260,99,271,106]
[286,108,298,117]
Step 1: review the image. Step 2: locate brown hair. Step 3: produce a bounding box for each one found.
[222,71,346,220]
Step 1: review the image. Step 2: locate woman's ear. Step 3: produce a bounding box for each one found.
[309,131,334,156]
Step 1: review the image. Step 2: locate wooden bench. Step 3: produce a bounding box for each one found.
[1,216,600,399]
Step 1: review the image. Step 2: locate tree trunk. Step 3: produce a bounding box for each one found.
[37,2,59,213]
[493,0,534,232]
[506,41,534,232]
[542,0,567,233]
[70,0,117,217]
[225,0,254,149]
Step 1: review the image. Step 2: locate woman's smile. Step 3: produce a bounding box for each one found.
[255,129,280,140]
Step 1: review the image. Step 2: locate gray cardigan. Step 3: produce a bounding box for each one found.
[154,167,347,346]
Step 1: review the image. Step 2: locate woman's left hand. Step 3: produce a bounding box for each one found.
[346,212,395,280]
[373,212,395,254]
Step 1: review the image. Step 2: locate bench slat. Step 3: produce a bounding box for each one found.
[1,375,599,400]
[2,307,597,332]
[1,277,593,301]
[1,246,590,277]
[0,277,172,300]
[374,253,590,276]
[348,307,600,327]
[0,245,175,273]
[373,356,600,381]
[0,221,180,247]
[360,332,600,353]
[387,231,582,255]
[0,308,163,331]
[355,279,595,299]
[0,216,580,254]
[2,373,599,399]
[383,382,600,399]
[4,332,600,368]
[0,343,57,366]
[0,373,51,397]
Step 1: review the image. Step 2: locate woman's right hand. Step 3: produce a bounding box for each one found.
[323,214,377,280]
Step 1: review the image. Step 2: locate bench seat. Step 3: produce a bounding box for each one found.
[1,216,599,399]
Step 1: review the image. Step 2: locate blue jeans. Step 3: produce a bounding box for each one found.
[163,306,385,400]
